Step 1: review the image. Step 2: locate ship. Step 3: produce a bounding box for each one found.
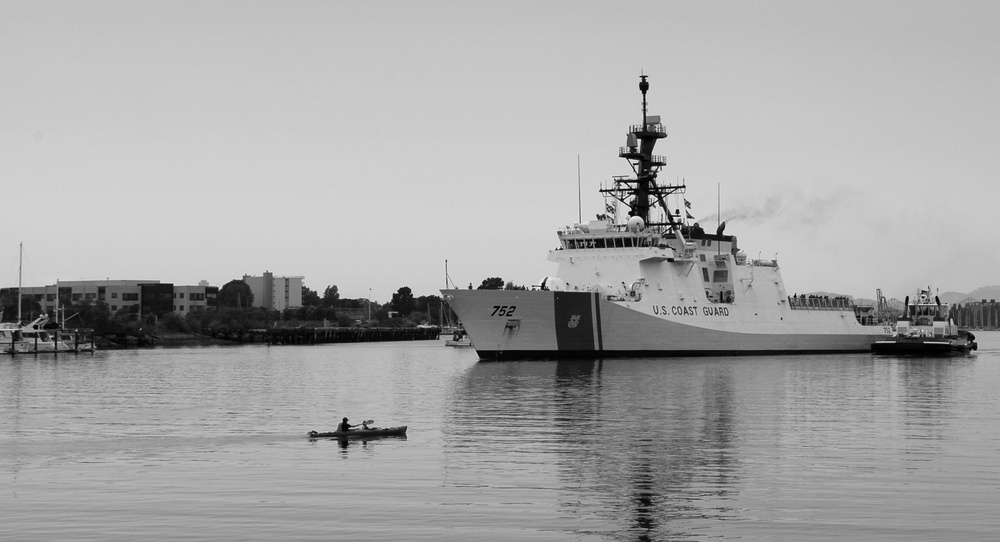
[872,287,977,355]
[442,75,893,360]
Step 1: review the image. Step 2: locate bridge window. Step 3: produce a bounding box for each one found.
[713,270,729,282]
[702,268,710,282]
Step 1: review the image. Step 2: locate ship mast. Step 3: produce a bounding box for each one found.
[601,75,685,229]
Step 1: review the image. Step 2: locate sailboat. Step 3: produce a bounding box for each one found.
[442,260,472,347]
[1,243,96,354]
[0,243,29,353]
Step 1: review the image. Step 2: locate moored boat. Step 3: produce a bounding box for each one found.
[442,75,893,360]
[872,287,978,356]
[15,315,95,353]
[307,426,408,439]
[445,325,472,347]
[0,323,29,354]
[19,320,74,352]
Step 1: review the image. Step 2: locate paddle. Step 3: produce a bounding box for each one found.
[358,419,374,429]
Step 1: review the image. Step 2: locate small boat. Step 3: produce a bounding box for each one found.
[0,324,29,354]
[307,426,408,439]
[445,325,472,347]
[18,315,83,353]
[872,287,978,355]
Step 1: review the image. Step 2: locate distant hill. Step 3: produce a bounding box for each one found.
[940,285,1000,304]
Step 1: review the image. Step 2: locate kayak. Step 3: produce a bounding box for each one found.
[307,426,407,439]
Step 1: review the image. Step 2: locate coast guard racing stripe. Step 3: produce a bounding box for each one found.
[554,292,596,351]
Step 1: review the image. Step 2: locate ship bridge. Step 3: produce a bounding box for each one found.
[556,220,739,257]
[556,221,658,250]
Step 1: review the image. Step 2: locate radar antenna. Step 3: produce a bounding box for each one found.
[600,75,686,230]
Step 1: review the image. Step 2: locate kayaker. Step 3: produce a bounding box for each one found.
[337,417,355,432]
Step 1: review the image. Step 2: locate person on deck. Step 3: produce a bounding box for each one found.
[337,417,355,432]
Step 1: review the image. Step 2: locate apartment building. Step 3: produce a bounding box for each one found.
[3,279,218,319]
[242,271,303,311]
[172,281,220,315]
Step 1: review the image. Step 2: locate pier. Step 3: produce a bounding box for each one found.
[1,328,97,355]
[204,326,442,345]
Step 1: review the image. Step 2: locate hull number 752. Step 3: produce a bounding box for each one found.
[491,305,516,317]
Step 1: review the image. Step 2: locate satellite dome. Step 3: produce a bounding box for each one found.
[627,216,645,232]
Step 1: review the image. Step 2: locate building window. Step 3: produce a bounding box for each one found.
[112,292,118,299]
[179,305,184,311]
[72,293,82,301]
[123,293,138,301]
[111,305,118,311]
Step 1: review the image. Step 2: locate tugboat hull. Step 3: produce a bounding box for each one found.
[872,332,978,356]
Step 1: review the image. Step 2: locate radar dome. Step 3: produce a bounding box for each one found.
[627,216,645,232]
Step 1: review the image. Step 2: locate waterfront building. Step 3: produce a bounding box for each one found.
[173,281,220,316]
[1,279,218,320]
[951,299,1000,329]
[242,272,303,311]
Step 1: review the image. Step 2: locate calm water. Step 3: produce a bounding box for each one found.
[3,334,1000,541]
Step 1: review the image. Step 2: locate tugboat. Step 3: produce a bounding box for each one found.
[872,287,978,355]
[441,75,894,360]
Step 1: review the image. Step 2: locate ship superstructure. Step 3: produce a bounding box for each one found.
[443,76,891,360]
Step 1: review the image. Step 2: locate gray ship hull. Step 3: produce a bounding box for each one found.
[443,289,890,361]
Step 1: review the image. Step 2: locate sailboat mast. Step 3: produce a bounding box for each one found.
[18,242,22,322]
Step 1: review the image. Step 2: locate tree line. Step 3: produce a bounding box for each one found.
[0,276,525,334]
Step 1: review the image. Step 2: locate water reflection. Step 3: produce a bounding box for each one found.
[305,435,408,456]
[896,357,964,438]
[2,340,997,540]
[888,356,968,473]
[444,357,742,539]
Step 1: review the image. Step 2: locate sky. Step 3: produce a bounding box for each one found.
[2,1,999,303]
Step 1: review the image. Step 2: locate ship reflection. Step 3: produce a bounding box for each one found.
[445,357,741,539]
[895,356,966,454]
